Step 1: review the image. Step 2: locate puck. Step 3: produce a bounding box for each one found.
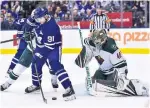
[52,97,57,100]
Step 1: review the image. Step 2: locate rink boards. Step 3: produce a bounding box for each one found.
[0,28,150,54]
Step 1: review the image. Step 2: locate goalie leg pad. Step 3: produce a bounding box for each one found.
[124,79,149,96]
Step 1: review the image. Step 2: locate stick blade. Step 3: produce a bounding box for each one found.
[44,98,47,104]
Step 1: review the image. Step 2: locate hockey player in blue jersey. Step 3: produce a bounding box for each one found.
[5,15,27,76]
[0,10,58,92]
[24,7,76,101]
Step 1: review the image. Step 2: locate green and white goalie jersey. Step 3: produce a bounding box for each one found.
[75,37,127,75]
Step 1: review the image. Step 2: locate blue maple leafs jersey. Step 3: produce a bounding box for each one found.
[24,14,62,56]
[13,18,27,37]
[35,16,62,51]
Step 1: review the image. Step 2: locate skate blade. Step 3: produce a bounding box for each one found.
[64,94,76,101]
[25,89,40,94]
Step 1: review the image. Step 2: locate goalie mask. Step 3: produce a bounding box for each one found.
[91,29,108,45]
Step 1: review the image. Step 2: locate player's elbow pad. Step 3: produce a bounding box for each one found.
[75,46,87,68]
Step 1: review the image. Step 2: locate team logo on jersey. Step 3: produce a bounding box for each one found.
[95,56,104,65]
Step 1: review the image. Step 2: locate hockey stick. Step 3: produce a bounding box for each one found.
[0,37,21,44]
[28,33,47,104]
[77,22,93,95]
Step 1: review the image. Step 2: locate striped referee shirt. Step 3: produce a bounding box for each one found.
[89,13,110,32]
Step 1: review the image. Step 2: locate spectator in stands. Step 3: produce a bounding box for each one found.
[61,1,68,13]
[0,0,149,29]
[47,5,53,15]
[73,8,81,21]
[1,1,9,10]
[123,1,132,12]
[1,12,15,30]
[54,13,60,22]
[111,1,120,12]
[63,1,72,11]
[76,1,86,11]
[100,1,112,12]
[1,14,8,30]
[62,13,71,21]
[84,9,92,21]
[80,8,86,21]
[22,1,38,18]
[11,1,23,14]
[54,6,63,20]
[133,16,145,28]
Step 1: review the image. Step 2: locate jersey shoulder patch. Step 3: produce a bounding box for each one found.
[102,37,118,54]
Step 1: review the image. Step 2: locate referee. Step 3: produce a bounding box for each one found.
[89,7,110,33]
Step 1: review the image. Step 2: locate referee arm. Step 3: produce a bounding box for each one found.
[105,15,111,31]
[89,15,95,33]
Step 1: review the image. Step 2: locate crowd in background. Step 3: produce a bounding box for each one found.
[0,0,149,30]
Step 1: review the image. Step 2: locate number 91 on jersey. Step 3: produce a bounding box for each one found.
[47,36,54,42]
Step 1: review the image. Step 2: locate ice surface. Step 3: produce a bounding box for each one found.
[0,54,149,108]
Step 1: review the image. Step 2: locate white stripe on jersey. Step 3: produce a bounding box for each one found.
[60,77,69,83]
[32,79,41,81]
[46,59,51,69]
[59,46,62,62]
[57,72,67,78]
[36,44,44,48]
[44,42,62,46]
[27,19,36,26]
[113,60,126,68]
[13,58,19,61]
[32,74,42,78]
[17,31,24,34]
[56,69,64,75]
[11,61,17,64]
[45,45,54,50]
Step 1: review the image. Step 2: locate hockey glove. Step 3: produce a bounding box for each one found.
[23,32,35,42]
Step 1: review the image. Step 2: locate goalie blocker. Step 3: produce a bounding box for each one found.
[75,29,149,96]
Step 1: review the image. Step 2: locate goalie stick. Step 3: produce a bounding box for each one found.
[77,22,94,95]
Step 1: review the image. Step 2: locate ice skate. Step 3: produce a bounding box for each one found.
[63,86,76,101]
[0,82,12,91]
[25,85,40,93]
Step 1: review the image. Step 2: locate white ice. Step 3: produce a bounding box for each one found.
[0,54,150,108]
